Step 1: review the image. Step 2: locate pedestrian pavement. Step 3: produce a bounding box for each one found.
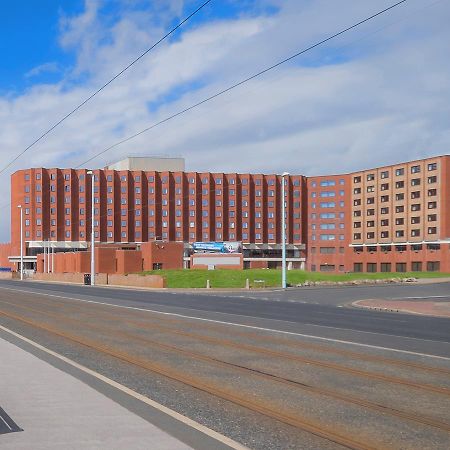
[0,336,192,450]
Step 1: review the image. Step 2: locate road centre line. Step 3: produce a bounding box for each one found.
[0,324,247,450]
[0,285,449,361]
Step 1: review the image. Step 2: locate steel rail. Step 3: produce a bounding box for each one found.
[0,307,378,450]
[0,300,449,434]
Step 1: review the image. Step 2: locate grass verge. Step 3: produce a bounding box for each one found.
[138,269,450,289]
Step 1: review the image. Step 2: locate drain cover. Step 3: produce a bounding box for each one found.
[0,406,22,435]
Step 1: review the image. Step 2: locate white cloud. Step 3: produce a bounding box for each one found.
[25,62,61,78]
[0,0,449,241]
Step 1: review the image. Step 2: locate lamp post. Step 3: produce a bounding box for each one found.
[87,170,95,286]
[18,205,23,280]
[281,172,289,289]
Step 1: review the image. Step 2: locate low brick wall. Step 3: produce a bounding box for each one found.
[33,272,108,285]
[107,274,166,288]
[30,272,165,288]
[0,272,12,280]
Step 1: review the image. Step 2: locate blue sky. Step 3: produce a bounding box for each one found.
[1,1,278,93]
[0,0,449,240]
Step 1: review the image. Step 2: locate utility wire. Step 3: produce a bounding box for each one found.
[76,0,408,168]
[0,0,213,176]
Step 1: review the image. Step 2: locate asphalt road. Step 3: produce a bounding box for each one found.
[0,279,449,355]
[1,279,449,449]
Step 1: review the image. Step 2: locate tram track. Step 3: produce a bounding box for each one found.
[0,297,449,439]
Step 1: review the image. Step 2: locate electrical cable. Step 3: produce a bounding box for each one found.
[75,0,408,168]
[0,0,213,176]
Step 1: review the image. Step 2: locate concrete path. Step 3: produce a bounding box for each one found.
[0,337,192,450]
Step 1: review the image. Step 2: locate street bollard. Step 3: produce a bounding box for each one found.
[245,278,250,290]
[206,279,211,289]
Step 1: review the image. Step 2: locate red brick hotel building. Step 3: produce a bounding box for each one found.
[5,154,450,273]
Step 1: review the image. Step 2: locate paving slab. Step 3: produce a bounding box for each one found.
[0,336,192,450]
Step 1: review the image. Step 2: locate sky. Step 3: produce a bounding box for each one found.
[0,0,449,241]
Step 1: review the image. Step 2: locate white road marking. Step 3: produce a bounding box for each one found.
[0,285,449,361]
[0,325,247,450]
[0,414,12,431]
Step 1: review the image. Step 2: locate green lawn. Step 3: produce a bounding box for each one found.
[138,269,450,289]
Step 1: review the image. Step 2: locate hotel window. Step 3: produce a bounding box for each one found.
[427,261,441,272]
[353,222,361,228]
[411,229,420,237]
[428,189,437,197]
[428,214,437,222]
[411,165,420,174]
[411,204,421,211]
[395,181,404,189]
[366,186,374,193]
[395,193,404,201]
[411,191,420,199]
[121,176,126,182]
[428,201,437,209]
[320,234,335,240]
[320,202,336,208]
[428,162,437,171]
[380,195,389,202]
[396,230,404,238]
[411,178,421,186]
[320,180,336,187]
[320,223,336,230]
[427,176,437,184]
[380,219,389,226]
[353,233,361,240]
[395,205,404,213]
[428,227,437,234]
[395,168,404,176]
[367,197,374,204]
[366,232,375,239]
[107,175,113,182]
[367,209,375,216]
[36,173,41,180]
[381,263,391,273]
[366,174,375,181]
[380,231,389,238]
[395,218,404,225]
[380,207,389,214]
[380,171,389,179]
[411,216,420,224]
[367,220,374,228]
[380,183,389,191]
[353,187,361,194]
[353,176,361,183]
[353,210,361,217]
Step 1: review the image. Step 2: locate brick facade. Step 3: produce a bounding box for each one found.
[4,154,450,274]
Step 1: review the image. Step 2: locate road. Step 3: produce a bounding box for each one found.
[0,279,449,449]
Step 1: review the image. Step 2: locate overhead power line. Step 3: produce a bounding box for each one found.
[76,0,408,169]
[0,0,213,176]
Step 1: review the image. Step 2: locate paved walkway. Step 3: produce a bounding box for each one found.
[0,336,192,450]
[353,299,450,318]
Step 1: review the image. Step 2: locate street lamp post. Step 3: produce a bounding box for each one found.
[87,170,95,286]
[281,172,289,289]
[18,205,23,280]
